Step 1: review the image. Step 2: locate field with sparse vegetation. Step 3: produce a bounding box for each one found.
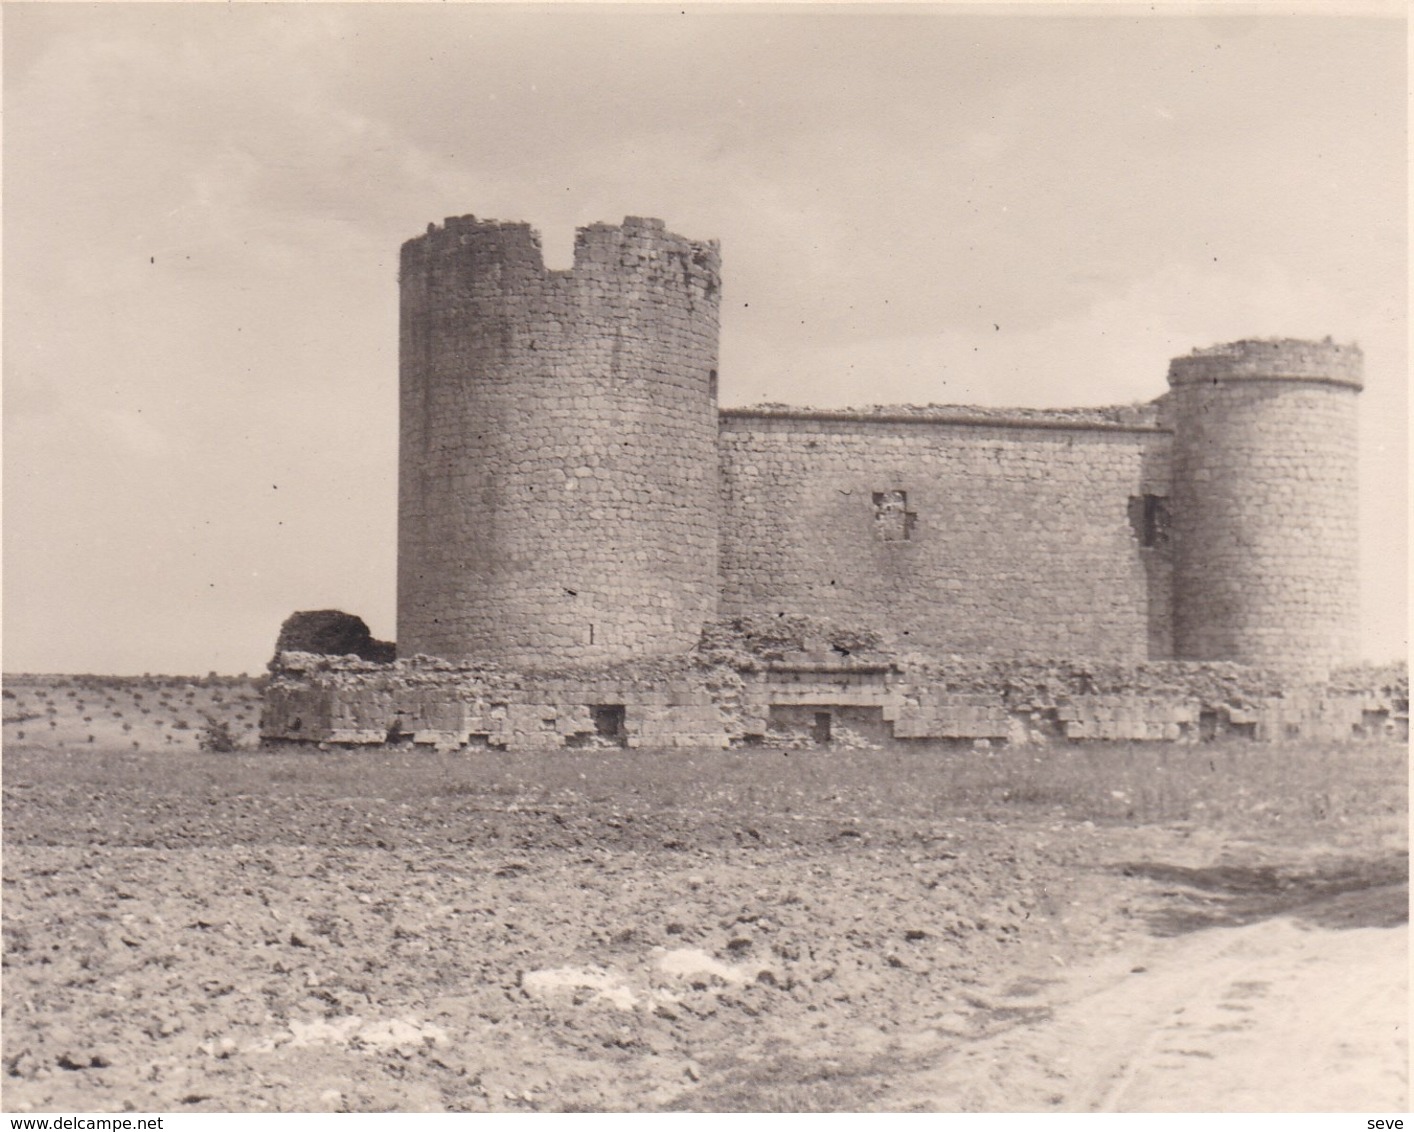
[3,674,263,756]
[3,673,1406,1112]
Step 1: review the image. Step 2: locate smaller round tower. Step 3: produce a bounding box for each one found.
[1167,338,1362,678]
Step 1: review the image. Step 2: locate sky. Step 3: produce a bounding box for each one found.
[4,3,1406,675]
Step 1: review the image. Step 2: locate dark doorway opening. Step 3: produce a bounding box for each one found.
[591,704,627,743]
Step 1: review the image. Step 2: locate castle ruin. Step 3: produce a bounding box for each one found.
[263,216,1395,750]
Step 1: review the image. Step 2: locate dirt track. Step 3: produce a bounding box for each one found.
[884,896,1408,1112]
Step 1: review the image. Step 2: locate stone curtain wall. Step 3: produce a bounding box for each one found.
[397,216,721,667]
[1167,340,1362,677]
[261,654,1407,750]
[717,409,1174,662]
[262,654,738,751]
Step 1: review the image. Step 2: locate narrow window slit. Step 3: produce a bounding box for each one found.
[1129,494,1170,548]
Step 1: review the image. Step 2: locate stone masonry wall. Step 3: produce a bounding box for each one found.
[397,216,720,667]
[1167,339,1362,677]
[717,409,1174,662]
[262,654,738,752]
[389,206,1360,690]
[261,654,1407,751]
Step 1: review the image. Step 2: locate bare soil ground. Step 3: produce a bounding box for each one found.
[2,679,1406,1112]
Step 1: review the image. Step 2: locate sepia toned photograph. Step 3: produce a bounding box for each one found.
[3,1,1407,1117]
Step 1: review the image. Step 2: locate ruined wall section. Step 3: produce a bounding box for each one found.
[717,410,1174,661]
[1167,339,1362,678]
[398,216,721,667]
[261,653,1406,750]
[262,653,738,751]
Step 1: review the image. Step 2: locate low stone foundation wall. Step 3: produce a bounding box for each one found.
[262,654,744,751]
[261,653,1406,751]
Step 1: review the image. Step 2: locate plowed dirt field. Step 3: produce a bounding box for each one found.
[3,725,1405,1112]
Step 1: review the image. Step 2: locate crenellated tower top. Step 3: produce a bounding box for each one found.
[1167,337,1363,391]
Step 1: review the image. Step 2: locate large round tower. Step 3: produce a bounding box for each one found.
[1167,338,1362,677]
[397,215,721,666]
